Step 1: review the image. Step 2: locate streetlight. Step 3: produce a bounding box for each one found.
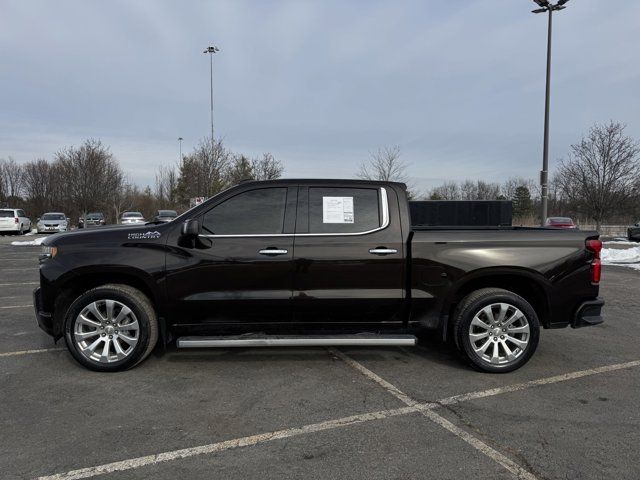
[203,45,220,146]
[178,137,183,163]
[531,0,570,225]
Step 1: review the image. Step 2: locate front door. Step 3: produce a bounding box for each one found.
[166,186,297,328]
[292,185,405,328]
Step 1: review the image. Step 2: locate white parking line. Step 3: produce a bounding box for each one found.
[0,282,39,286]
[0,348,65,358]
[329,348,538,480]
[0,305,31,309]
[36,405,422,480]
[33,353,640,480]
[437,359,640,406]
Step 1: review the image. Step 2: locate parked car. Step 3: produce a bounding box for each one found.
[153,210,178,223]
[34,179,604,373]
[0,208,31,235]
[628,221,640,242]
[83,212,107,228]
[545,217,578,229]
[120,212,146,225]
[36,213,69,234]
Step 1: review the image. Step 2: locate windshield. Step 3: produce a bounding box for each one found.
[158,210,177,217]
[548,217,573,224]
[0,210,15,218]
[123,212,143,218]
[87,213,103,219]
[42,213,66,221]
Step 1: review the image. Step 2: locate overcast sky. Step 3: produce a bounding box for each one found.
[1,0,639,192]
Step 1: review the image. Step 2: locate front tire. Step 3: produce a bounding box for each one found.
[63,284,158,372]
[453,288,540,373]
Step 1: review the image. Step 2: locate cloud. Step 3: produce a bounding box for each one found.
[1,0,639,191]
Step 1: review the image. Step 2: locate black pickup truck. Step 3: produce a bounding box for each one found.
[34,179,604,373]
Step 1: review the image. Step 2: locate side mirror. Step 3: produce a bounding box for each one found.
[181,218,199,237]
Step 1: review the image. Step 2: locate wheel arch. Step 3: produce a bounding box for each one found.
[442,268,551,340]
[52,267,166,340]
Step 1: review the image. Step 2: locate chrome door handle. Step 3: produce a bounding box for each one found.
[368,248,398,255]
[259,248,289,256]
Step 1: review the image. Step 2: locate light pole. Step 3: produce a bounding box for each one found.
[178,137,183,163]
[531,0,570,225]
[203,45,220,146]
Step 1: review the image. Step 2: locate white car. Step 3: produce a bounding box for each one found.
[0,208,31,235]
[36,212,69,233]
[120,211,146,225]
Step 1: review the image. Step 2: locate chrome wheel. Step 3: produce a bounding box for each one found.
[468,302,530,366]
[74,299,140,363]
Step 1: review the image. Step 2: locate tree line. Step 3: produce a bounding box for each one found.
[0,137,283,224]
[1,121,638,229]
[358,122,640,228]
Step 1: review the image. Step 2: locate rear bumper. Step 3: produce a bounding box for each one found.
[33,288,54,336]
[0,225,20,232]
[571,297,605,328]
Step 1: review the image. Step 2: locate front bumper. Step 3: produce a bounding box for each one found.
[572,297,605,328]
[33,287,54,336]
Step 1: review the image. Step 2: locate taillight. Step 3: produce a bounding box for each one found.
[586,239,602,284]
[14,217,19,224]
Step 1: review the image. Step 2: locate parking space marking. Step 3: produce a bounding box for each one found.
[0,282,39,286]
[437,359,640,406]
[36,405,423,480]
[0,305,31,309]
[329,348,538,480]
[0,347,65,358]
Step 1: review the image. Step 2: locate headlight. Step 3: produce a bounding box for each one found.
[40,246,58,260]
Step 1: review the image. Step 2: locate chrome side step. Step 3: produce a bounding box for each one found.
[176,334,417,348]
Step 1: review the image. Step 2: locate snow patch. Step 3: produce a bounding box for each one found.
[11,237,46,246]
[602,246,640,270]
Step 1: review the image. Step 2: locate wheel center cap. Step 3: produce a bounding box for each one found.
[105,325,115,335]
[492,328,501,336]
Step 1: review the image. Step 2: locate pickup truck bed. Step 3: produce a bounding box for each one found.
[34,179,604,373]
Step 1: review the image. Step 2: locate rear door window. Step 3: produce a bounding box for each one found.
[202,188,287,235]
[308,187,380,234]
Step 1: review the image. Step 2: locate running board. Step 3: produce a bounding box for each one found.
[176,334,417,348]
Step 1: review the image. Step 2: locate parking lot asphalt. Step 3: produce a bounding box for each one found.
[0,233,639,480]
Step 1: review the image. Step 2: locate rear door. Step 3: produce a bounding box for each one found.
[292,184,405,327]
[166,185,297,327]
[0,210,15,230]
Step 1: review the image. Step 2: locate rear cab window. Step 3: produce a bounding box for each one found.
[0,210,15,218]
[306,187,381,234]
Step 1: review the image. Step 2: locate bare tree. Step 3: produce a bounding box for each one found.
[429,181,460,200]
[54,139,124,221]
[0,157,25,203]
[175,137,230,206]
[252,153,283,181]
[22,158,56,215]
[155,164,178,207]
[358,146,409,183]
[557,121,640,229]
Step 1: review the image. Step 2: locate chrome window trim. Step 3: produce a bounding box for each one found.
[198,187,390,239]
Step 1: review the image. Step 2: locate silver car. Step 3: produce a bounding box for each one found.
[37,212,69,233]
[120,211,146,225]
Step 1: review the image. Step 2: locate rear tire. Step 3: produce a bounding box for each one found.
[63,284,158,372]
[453,288,540,373]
